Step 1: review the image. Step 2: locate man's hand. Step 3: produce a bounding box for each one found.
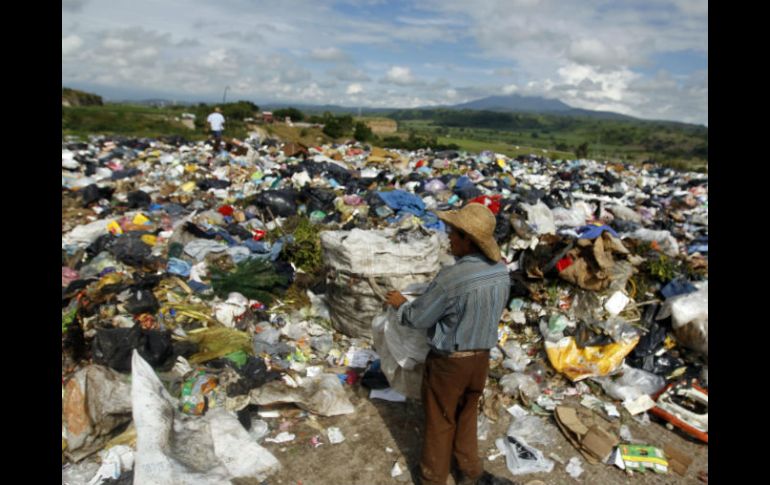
[385,290,407,309]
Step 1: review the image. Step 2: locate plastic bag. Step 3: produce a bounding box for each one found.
[499,372,540,400]
[501,341,531,372]
[131,351,280,484]
[371,307,429,399]
[544,335,640,382]
[63,365,133,462]
[592,364,666,402]
[495,433,554,475]
[670,282,708,356]
[321,228,441,338]
[92,326,172,372]
[248,373,354,416]
[522,200,556,235]
[253,189,298,217]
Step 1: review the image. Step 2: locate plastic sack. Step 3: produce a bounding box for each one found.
[591,364,666,402]
[63,365,133,462]
[545,335,640,382]
[131,351,280,484]
[62,219,110,249]
[624,228,680,257]
[522,200,556,235]
[321,228,441,338]
[670,282,708,356]
[495,433,554,475]
[248,373,354,417]
[552,206,588,228]
[371,307,429,399]
[499,373,540,400]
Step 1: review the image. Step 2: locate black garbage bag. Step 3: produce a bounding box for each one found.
[127,190,151,209]
[253,189,298,217]
[81,184,115,207]
[125,289,160,315]
[111,168,141,180]
[92,326,172,372]
[226,223,254,240]
[302,187,337,213]
[183,221,217,239]
[109,235,152,266]
[493,212,512,243]
[570,321,614,348]
[455,185,482,201]
[85,233,118,260]
[226,357,281,396]
[196,179,231,190]
[632,321,667,358]
[361,362,390,390]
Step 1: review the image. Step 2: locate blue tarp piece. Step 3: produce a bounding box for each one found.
[577,224,619,239]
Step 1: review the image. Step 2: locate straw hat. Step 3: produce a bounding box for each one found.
[437,203,501,262]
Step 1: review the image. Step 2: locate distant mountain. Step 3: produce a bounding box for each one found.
[450,94,572,112]
[445,94,637,121]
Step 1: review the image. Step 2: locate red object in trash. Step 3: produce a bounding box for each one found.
[469,194,502,214]
[251,301,266,311]
[218,205,234,216]
[556,256,574,272]
[345,370,360,385]
[253,229,266,241]
[416,160,425,168]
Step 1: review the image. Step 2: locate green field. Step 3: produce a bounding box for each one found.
[62,102,707,173]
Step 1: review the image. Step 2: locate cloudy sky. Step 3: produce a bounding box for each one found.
[62,0,708,125]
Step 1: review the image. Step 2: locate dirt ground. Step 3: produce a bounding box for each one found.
[260,380,708,485]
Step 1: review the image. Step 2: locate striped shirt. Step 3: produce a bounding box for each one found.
[396,253,510,353]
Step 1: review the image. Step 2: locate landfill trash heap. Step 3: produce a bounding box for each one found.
[61,133,707,483]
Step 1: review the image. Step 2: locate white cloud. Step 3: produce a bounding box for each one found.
[62,35,83,56]
[502,84,518,94]
[383,66,418,85]
[568,38,630,67]
[346,83,363,95]
[309,47,349,62]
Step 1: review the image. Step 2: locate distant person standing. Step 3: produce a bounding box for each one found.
[206,107,225,150]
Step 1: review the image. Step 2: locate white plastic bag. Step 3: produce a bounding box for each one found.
[372,307,428,399]
[248,373,355,416]
[592,364,666,402]
[522,200,556,235]
[499,373,540,400]
[670,282,708,356]
[322,228,441,338]
[132,351,280,484]
[495,433,554,475]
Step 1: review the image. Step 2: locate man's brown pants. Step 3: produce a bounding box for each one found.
[420,350,489,485]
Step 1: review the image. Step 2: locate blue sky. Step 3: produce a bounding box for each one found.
[62,0,708,125]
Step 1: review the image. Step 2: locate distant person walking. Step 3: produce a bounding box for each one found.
[206,107,225,150]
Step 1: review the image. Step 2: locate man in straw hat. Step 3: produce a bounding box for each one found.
[386,203,512,485]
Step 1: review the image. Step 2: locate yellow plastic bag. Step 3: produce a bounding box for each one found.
[185,164,198,173]
[181,181,197,192]
[186,327,253,364]
[106,220,123,235]
[141,234,157,246]
[132,213,150,225]
[545,336,640,382]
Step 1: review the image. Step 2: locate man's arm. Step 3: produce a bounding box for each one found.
[394,279,450,330]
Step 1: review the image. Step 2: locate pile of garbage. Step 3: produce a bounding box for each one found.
[62,133,707,483]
